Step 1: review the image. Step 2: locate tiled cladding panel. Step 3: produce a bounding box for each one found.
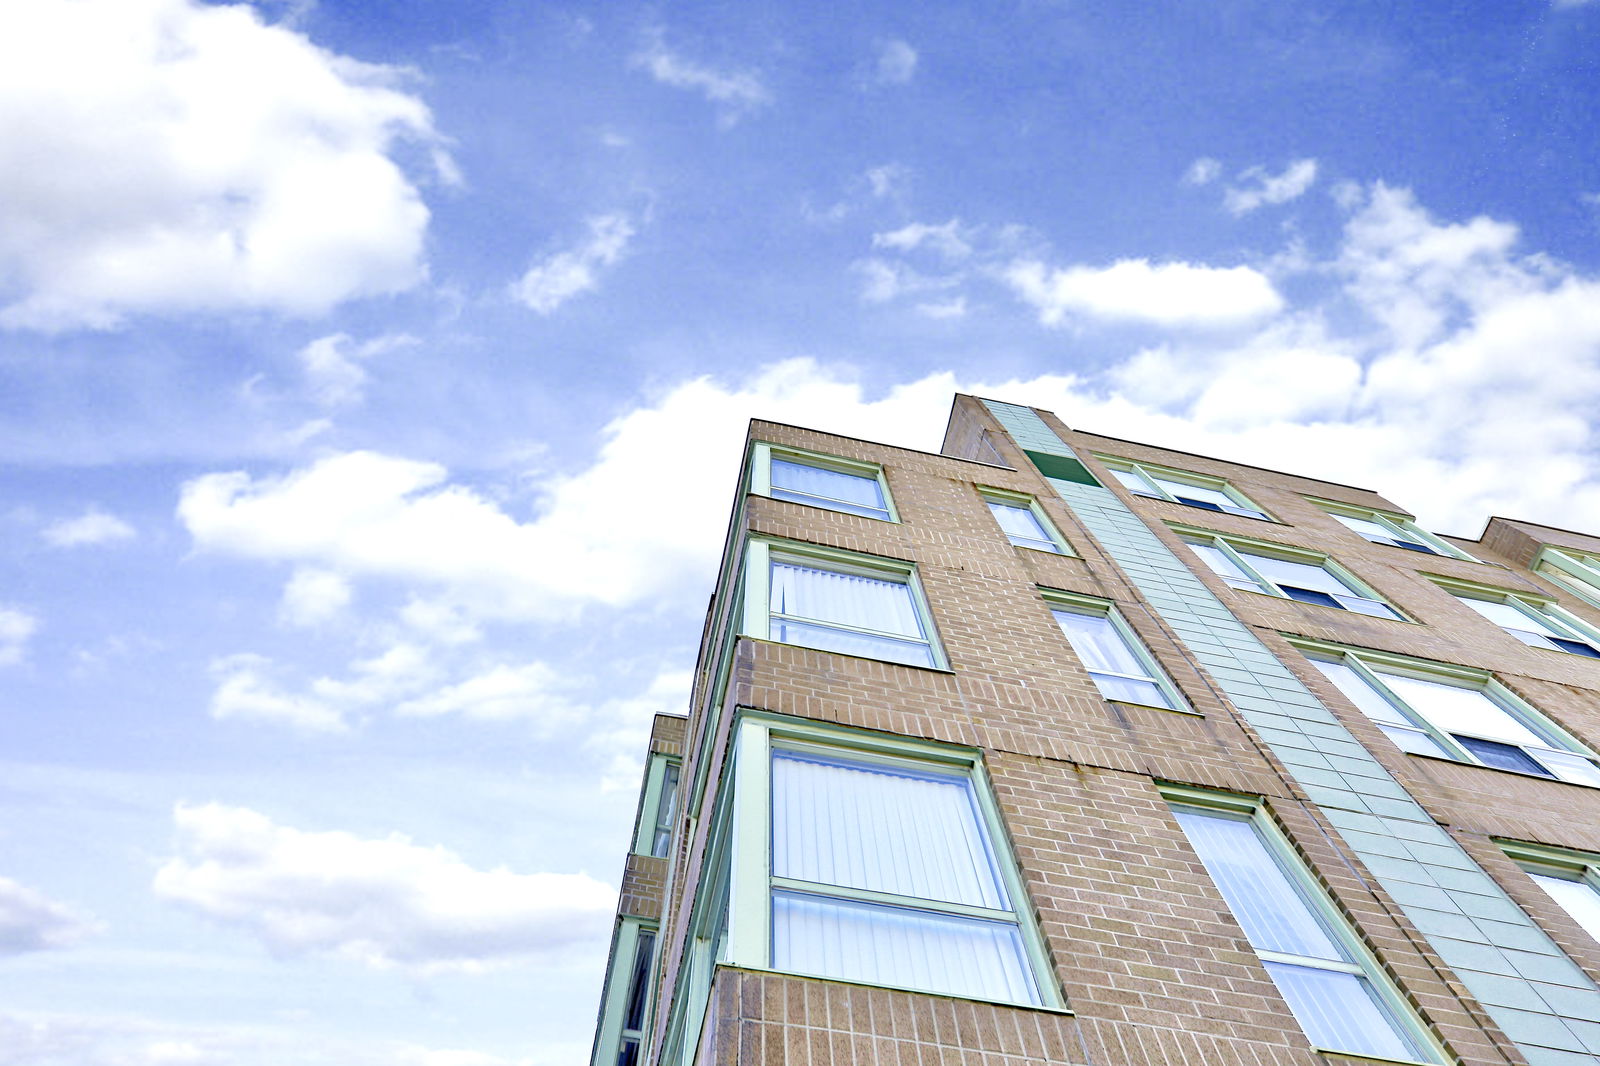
[982,400,1600,1066]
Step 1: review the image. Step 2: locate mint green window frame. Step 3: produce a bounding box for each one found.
[740,538,947,670]
[1163,786,1444,1064]
[1178,527,1404,620]
[1311,498,1475,560]
[590,918,659,1066]
[1043,590,1191,713]
[632,754,682,858]
[1501,840,1600,947]
[720,712,1062,1009]
[1100,457,1270,519]
[980,487,1073,554]
[749,442,897,522]
[1536,547,1600,613]
[1433,577,1600,658]
[1297,641,1600,786]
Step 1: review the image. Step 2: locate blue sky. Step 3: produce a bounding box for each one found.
[3,1,1600,1063]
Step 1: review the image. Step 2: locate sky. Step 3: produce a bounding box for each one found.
[2,0,1600,1063]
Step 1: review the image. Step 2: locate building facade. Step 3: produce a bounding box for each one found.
[590,395,1600,1066]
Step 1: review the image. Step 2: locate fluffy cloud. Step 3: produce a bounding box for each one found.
[279,567,353,627]
[153,803,613,972]
[41,509,135,548]
[631,32,769,125]
[510,214,635,315]
[1005,258,1284,327]
[0,877,100,954]
[0,606,38,667]
[1224,158,1319,215]
[874,40,919,85]
[1183,157,1222,185]
[873,219,972,260]
[297,333,416,409]
[0,0,444,331]
[209,653,350,733]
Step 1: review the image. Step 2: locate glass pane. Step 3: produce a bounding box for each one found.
[622,931,656,1030]
[1172,810,1345,962]
[770,458,888,518]
[1332,514,1396,543]
[1242,553,1353,597]
[1264,961,1422,1061]
[1549,637,1600,658]
[1110,468,1156,495]
[1053,611,1146,677]
[771,562,923,639]
[1536,749,1600,786]
[1453,736,1552,777]
[769,618,935,668]
[1333,595,1402,620]
[1310,660,1412,727]
[1379,723,1452,758]
[771,752,1006,908]
[1187,542,1256,586]
[1091,673,1172,708]
[1150,477,1233,509]
[1377,673,1546,748]
[651,763,680,858]
[772,891,1038,1005]
[1282,587,1343,609]
[1531,872,1600,943]
[1456,596,1555,634]
[988,501,1047,540]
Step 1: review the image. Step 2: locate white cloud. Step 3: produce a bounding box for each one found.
[41,509,135,547]
[297,332,416,408]
[873,219,972,260]
[1183,157,1222,185]
[865,163,910,200]
[394,661,576,723]
[874,40,918,85]
[510,214,634,315]
[0,606,38,667]
[209,653,349,733]
[153,803,613,972]
[917,296,968,319]
[1004,257,1284,327]
[0,877,100,954]
[0,0,444,331]
[631,32,769,125]
[1224,158,1319,215]
[278,567,352,627]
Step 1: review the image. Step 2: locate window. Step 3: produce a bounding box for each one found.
[1305,647,1600,786]
[1502,843,1600,947]
[741,540,944,669]
[750,443,893,521]
[632,755,682,858]
[1102,459,1269,519]
[1439,583,1600,658]
[1166,791,1439,1063]
[1536,547,1600,612]
[723,714,1059,1008]
[1182,532,1403,620]
[981,489,1071,554]
[590,920,658,1066]
[1314,500,1470,559]
[1047,595,1187,711]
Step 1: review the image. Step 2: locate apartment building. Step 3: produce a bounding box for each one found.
[589,395,1600,1066]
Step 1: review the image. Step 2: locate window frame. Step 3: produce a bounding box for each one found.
[590,917,660,1066]
[721,711,1063,1009]
[1296,640,1600,786]
[1500,840,1600,948]
[1043,590,1192,714]
[1535,547,1600,613]
[750,442,897,523]
[740,538,948,670]
[1162,786,1444,1064]
[1432,576,1600,658]
[632,754,683,858]
[1099,457,1272,520]
[1178,527,1406,621]
[1311,498,1475,560]
[979,487,1073,555]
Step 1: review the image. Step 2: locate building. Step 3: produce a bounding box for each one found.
[589,395,1600,1066]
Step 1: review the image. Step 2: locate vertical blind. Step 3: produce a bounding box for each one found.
[1052,609,1171,708]
[987,501,1055,550]
[770,458,888,518]
[769,560,932,666]
[1173,808,1421,1062]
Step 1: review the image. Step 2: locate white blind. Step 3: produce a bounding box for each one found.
[771,751,1005,908]
[771,562,922,638]
[770,459,885,512]
[1376,673,1545,747]
[1531,872,1600,944]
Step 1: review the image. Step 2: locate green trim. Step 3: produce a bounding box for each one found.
[718,710,1064,1010]
[632,754,681,857]
[750,441,899,523]
[1161,787,1446,1065]
[978,486,1075,555]
[1499,839,1600,876]
[589,918,658,1066]
[1535,547,1600,612]
[1099,456,1272,520]
[1308,496,1476,562]
[1025,449,1099,486]
[1177,527,1409,621]
[1040,589,1195,715]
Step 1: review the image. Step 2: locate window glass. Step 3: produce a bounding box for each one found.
[1245,554,1352,597]
[1104,461,1267,518]
[1172,806,1428,1062]
[1111,468,1154,494]
[769,456,889,520]
[1309,660,1450,757]
[1154,478,1239,510]
[651,763,680,858]
[1453,594,1600,657]
[1531,872,1600,944]
[1377,674,1546,748]
[1052,609,1176,709]
[1188,539,1400,619]
[768,559,934,667]
[987,500,1060,552]
[1190,542,1257,587]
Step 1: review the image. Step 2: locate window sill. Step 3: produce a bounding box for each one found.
[724,963,1074,1015]
[1107,698,1202,718]
[1231,587,1421,625]
[742,635,957,675]
[1317,1049,1441,1066]
[1406,751,1600,789]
